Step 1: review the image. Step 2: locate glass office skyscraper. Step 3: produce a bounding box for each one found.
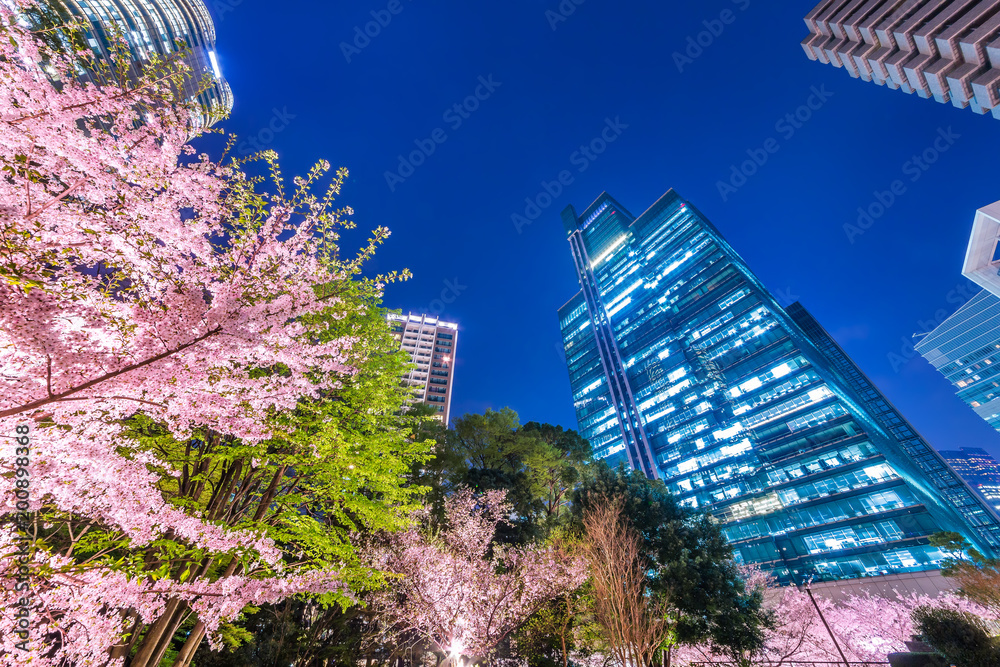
[940,447,1000,515]
[39,0,233,127]
[558,190,1000,582]
[916,290,1000,434]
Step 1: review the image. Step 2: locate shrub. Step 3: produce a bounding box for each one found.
[913,606,1000,667]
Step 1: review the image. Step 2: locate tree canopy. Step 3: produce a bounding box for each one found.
[570,464,767,659]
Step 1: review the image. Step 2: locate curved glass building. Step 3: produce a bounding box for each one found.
[46,0,232,127]
[558,190,1000,584]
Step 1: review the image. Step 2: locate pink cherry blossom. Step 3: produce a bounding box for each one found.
[0,3,380,663]
[370,489,588,664]
[0,529,348,663]
[679,565,997,665]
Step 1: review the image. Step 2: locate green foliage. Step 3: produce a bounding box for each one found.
[426,408,593,544]
[192,601,373,667]
[929,531,1000,619]
[516,583,606,667]
[706,576,775,667]
[570,464,763,653]
[520,422,592,527]
[450,407,523,465]
[518,596,573,667]
[211,617,256,651]
[929,530,971,555]
[914,606,1000,667]
[930,531,997,573]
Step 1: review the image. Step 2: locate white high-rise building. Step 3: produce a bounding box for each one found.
[388,313,458,423]
[963,201,1000,298]
[916,202,1000,436]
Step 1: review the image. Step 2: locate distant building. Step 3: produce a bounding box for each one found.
[388,313,458,423]
[42,0,232,127]
[556,189,1000,583]
[916,288,1000,437]
[801,1,1000,119]
[940,447,1000,514]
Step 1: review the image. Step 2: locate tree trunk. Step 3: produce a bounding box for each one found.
[129,557,214,667]
[132,455,275,667]
[171,620,205,667]
[171,558,241,667]
[128,598,187,667]
[107,614,143,662]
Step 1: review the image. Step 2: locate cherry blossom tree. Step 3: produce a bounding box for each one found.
[0,3,418,665]
[677,565,996,666]
[369,489,588,666]
[823,590,992,663]
[0,528,350,665]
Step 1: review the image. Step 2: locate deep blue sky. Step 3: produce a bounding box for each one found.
[202,0,1000,461]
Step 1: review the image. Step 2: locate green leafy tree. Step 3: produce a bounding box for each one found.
[914,606,1000,667]
[570,464,765,665]
[930,531,1000,618]
[448,407,524,470]
[704,576,774,667]
[434,409,592,544]
[520,422,592,528]
[517,578,608,667]
[80,287,434,666]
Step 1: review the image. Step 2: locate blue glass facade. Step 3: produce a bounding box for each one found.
[916,290,1000,435]
[49,0,233,127]
[558,190,1000,582]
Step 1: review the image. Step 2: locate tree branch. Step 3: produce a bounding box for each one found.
[1,326,221,419]
[24,176,87,222]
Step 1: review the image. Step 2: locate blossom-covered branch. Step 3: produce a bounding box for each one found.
[369,489,587,664]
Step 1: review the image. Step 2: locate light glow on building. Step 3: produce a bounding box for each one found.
[388,312,458,424]
[557,190,1000,584]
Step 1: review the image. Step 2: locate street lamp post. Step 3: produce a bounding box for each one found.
[804,585,850,667]
[788,568,850,667]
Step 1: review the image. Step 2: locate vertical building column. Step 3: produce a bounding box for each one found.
[566,229,660,479]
